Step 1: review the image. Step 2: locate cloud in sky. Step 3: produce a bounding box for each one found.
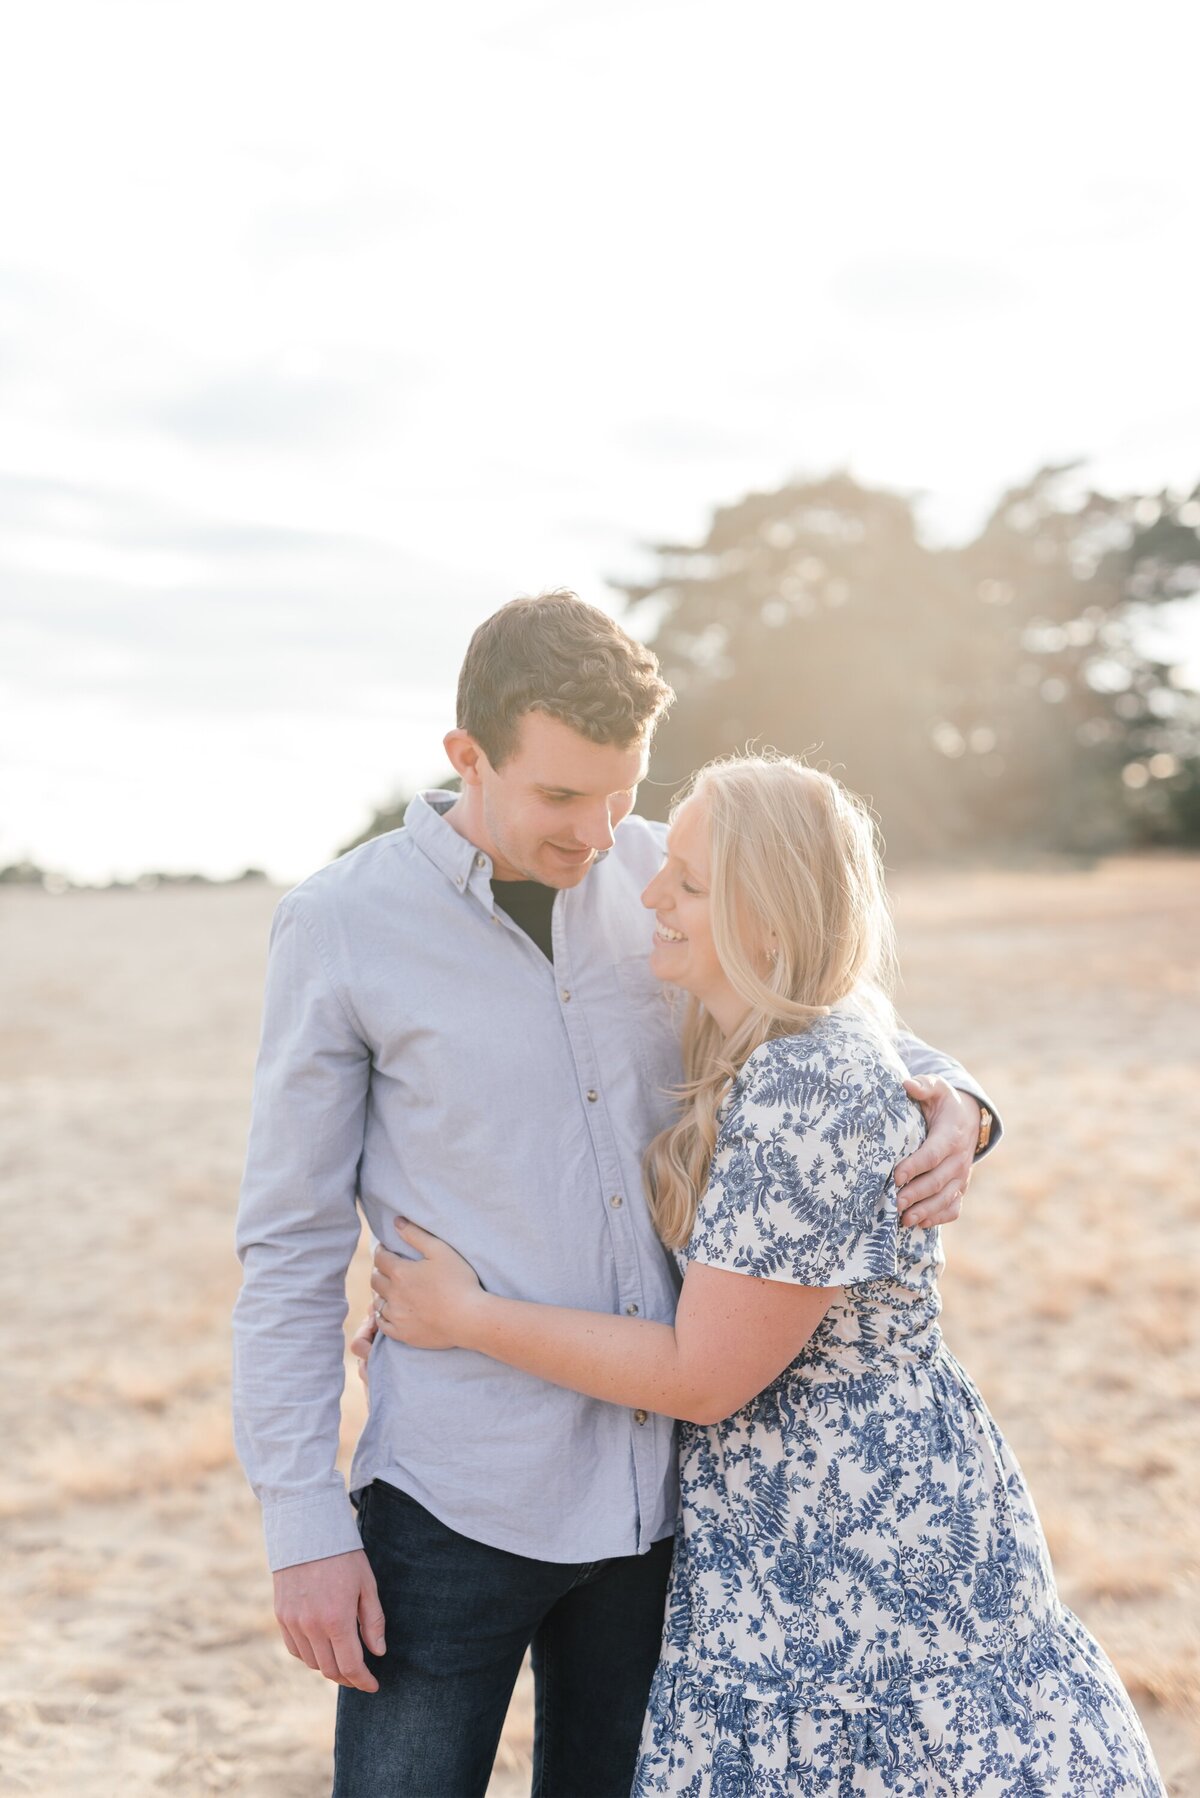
[831,257,1023,323]
[1,471,485,709]
[153,369,380,447]
[1,0,1198,877]
[0,469,494,879]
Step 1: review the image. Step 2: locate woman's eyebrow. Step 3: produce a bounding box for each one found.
[663,844,705,883]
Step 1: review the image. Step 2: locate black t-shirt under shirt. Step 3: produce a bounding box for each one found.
[491,877,557,962]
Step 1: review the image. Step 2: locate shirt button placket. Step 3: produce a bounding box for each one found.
[561,956,651,1506]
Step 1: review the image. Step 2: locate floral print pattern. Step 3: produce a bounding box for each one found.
[632,1011,1164,1796]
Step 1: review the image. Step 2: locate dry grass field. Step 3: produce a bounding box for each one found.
[1,856,1197,1795]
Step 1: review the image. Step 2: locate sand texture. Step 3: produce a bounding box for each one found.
[1,857,1197,1795]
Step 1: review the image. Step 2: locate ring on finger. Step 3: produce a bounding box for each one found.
[373,1298,386,1321]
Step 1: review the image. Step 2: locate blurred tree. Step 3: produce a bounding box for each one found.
[956,467,1200,850]
[1090,484,1200,844]
[338,776,460,856]
[0,860,49,885]
[614,467,1200,856]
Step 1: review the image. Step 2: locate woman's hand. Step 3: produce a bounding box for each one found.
[370,1219,484,1349]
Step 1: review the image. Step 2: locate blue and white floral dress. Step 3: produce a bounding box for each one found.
[632,1011,1164,1797]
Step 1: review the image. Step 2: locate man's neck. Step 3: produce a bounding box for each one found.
[439,793,525,881]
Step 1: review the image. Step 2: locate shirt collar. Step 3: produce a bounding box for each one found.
[404,790,492,893]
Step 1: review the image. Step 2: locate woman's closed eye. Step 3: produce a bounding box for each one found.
[659,852,704,896]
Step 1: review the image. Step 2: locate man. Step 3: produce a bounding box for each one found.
[233,590,998,1797]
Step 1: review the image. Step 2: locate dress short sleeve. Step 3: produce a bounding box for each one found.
[686,1017,918,1288]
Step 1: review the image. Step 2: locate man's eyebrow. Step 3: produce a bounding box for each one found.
[535,771,648,799]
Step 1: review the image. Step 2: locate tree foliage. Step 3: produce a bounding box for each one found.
[614,465,1200,856]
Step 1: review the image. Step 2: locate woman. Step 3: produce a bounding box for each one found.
[366,754,1164,1796]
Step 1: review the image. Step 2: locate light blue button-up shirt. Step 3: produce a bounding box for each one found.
[233,791,996,1572]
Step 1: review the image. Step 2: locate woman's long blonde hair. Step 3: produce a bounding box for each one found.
[644,753,899,1250]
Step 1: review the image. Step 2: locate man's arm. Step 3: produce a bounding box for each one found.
[891,1021,1002,1228]
[232,891,383,1690]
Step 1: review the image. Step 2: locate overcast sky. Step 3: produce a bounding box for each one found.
[3,0,1198,882]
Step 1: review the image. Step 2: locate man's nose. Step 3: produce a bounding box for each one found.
[579,805,617,853]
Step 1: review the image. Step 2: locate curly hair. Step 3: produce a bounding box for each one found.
[456,589,674,767]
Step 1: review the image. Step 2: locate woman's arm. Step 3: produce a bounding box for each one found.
[371,1222,834,1427]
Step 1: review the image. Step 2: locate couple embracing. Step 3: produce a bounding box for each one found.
[232,591,1162,1795]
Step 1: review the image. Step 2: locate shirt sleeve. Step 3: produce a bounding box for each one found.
[232,892,371,1572]
[892,1020,1003,1159]
[686,1030,916,1288]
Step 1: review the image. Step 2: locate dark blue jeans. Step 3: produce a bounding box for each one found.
[332,1480,673,1798]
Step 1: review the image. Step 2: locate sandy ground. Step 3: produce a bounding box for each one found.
[1,856,1197,1796]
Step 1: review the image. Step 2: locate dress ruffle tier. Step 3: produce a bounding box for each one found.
[634,1609,1164,1797]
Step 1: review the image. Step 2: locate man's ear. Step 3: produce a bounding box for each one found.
[444,728,488,787]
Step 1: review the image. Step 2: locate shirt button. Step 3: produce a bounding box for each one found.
[455,875,464,887]
[474,853,487,868]
[633,1409,648,1426]
[609,1194,623,1208]
[560,988,571,1002]
[586,1089,598,1103]
[624,1301,639,1316]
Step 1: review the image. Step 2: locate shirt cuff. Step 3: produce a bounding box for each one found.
[263,1486,364,1573]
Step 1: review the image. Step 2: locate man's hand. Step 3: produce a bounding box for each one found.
[894,1076,981,1229]
[349,1309,377,1389]
[273,1549,386,1692]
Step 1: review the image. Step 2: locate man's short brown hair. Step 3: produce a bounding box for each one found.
[456,589,674,768]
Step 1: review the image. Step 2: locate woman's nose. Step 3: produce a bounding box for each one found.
[641,872,665,909]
